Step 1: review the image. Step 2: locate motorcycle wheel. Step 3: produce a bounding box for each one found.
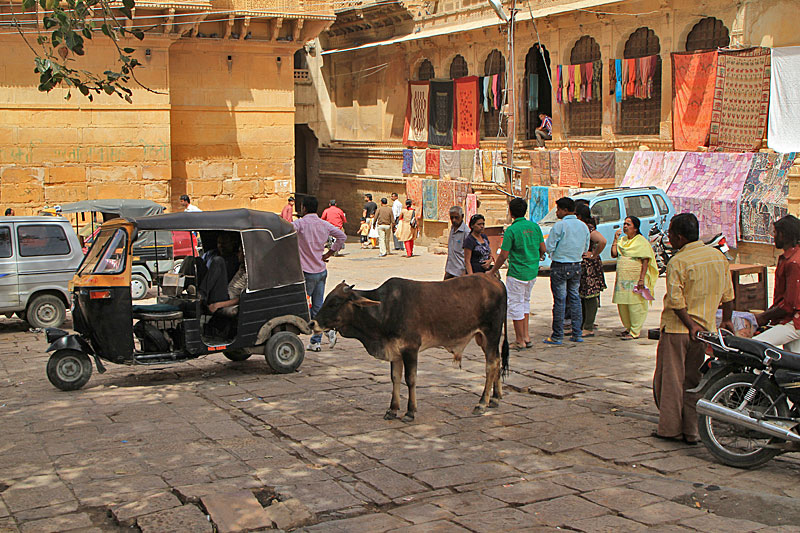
[698,372,789,468]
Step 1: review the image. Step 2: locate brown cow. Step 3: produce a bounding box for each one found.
[310,275,509,421]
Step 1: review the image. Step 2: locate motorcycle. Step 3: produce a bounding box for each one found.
[693,329,800,468]
[649,226,732,275]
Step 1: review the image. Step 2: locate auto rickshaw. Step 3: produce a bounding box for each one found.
[44,209,312,391]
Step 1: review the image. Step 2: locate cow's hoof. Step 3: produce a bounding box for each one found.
[472,405,486,415]
[384,410,398,420]
[488,399,500,409]
[401,412,415,423]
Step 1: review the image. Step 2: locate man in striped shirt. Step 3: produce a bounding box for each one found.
[535,113,552,147]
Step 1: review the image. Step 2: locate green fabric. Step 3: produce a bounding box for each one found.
[501,218,543,281]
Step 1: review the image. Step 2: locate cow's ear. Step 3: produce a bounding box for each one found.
[352,297,380,308]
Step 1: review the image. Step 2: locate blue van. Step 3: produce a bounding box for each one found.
[537,186,675,269]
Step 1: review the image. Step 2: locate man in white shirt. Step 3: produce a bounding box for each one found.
[391,192,403,250]
[180,195,202,212]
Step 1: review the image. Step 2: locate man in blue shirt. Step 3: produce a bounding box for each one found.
[545,197,590,345]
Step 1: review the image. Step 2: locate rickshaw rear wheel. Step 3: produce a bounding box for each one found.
[265,332,305,373]
[47,349,92,391]
[224,349,252,362]
[27,294,66,329]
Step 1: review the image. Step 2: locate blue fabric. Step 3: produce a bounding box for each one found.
[615,59,622,103]
[545,215,590,263]
[550,262,583,341]
[528,186,549,222]
[402,149,413,174]
[303,270,327,344]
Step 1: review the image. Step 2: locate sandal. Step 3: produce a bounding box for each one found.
[509,342,526,351]
[583,332,595,338]
[620,333,639,341]
[525,341,533,348]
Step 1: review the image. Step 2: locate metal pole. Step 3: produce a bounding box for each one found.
[506,0,516,196]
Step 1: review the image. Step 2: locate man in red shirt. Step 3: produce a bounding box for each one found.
[321,199,347,230]
[280,196,295,223]
[754,215,800,351]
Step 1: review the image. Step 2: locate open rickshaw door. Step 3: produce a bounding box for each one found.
[70,219,134,363]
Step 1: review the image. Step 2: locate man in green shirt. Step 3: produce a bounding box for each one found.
[487,198,546,349]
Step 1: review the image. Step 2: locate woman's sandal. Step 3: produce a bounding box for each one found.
[509,342,526,351]
[620,333,639,341]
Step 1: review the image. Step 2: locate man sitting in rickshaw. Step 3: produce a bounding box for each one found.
[208,246,247,317]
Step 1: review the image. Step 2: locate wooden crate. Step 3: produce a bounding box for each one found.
[730,264,768,312]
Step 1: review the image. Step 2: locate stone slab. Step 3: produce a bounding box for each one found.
[201,490,271,533]
[137,505,213,533]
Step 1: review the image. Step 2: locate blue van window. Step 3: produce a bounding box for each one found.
[17,224,70,257]
[654,194,669,215]
[592,198,621,225]
[0,227,10,258]
[624,195,655,218]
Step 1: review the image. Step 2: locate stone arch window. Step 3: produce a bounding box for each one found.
[449,54,469,79]
[483,49,507,138]
[686,17,730,51]
[525,44,552,140]
[417,59,435,81]
[567,36,601,137]
[293,50,308,70]
[621,27,661,136]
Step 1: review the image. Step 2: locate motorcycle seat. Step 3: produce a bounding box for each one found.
[725,335,800,372]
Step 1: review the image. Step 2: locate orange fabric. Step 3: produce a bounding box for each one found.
[671,50,717,151]
[626,58,636,97]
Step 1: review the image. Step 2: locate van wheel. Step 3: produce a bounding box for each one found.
[131,274,149,300]
[47,349,92,391]
[224,349,252,362]
[27,294,66,329]
[265,332,304,373]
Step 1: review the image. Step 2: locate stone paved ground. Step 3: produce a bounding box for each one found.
[2,244,800,532]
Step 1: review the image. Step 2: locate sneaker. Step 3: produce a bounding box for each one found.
[326,330,337,348]
[543,337,563,346]
[306,343,321,352]
[569,337,584,343]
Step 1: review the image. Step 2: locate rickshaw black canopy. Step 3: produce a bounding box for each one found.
[130,209,303,291]
[60,199,165,218]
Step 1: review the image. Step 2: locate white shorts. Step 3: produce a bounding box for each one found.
[506,275,536,321]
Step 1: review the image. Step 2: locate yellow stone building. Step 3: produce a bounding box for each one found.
[0,0,335,213]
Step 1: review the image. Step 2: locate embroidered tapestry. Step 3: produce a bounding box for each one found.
[402,149,413,174]
[453,76,480,149]
[740,152,797,243]
[402,81,429,148]
[580,152,615,185]
[768,46,800,153]
[422,179,438,221]
[481,150,493,182]
[466,193,478,221]
[672,50,717,151]
[425,148,440,176]
[412,148,426,174]
[405,177,423,215]
[549,151,560,186]
[558,151,582,187]
[437,180,456,222]
[459,149,476,181]
[428,80,454,148]
[529,186,550,223]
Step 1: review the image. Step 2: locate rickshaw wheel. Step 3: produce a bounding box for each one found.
[224,349,252,362]
[265,332,305,374]
[47,349,92,391]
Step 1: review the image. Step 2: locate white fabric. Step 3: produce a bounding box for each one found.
[412,149,426,174]
[491,150,505,185]
[768,46,800,153]
[392,199,402,220]
[753,322,800,353]
[408,84,429,144]
[184,204,202,212]
[506,275,536,321]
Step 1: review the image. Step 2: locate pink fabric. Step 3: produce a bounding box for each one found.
[555,66,562,104]
[292,214,346,274]
[280,204,293,222]
[493,74,501,110]
[584,62,594,101]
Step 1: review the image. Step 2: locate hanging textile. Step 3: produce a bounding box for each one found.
[460,149,476,181]
[567,65,575,102]
[402,149,413,174]
[482,76,490,112]
[405,177,424,214]
[491,150,505,184]
[556,66,562,104]
[580,152,615,185]
[548,186,570,210]
[668,152,755,247]
[466,193,478,221]
[529,186,550,223]
[562,66,569,103]
[740,152,797,243]
[671,50,718,151]
[412,148,426,174]
[470,149,482,182]
[439,149,461,179]
[638,56,652,99]
[549,150,560,186]
[584,62,593,101]
[621,152,664,189]
[768,46,800,153]
[493,74,502,110]
[647,56,659,98]
[609,59,616,96]
[615,60,623,103]
[425,148,440,176]
[614,151,635,186]
[709,47,771,152]
[558,151,582,187]
[428,80,454,148]
[527,74,539,112]
[481,150,493,182]
[453,76,481,150]
[422,179,438,221]
[402,81,430,148]
[527,151,543,186]
[626,58,636,97]
[454,181,469,208]
[437,180,456,223]
[575,64,582,102]
[592,60,602,102]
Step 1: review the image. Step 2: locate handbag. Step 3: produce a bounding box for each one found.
[409,210,418,229]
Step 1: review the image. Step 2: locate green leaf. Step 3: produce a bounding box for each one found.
[38,0,47,9]
[103,84,114,95]
[120,6,132,19]
[132,29,144,40]
[82,27,92,39]
[122,47,135,53]
[124,94,132,104]
[65,90,72,101]
[122,0,134,10]
[101,23,112,38]
[22,0,36,10]
[78,84,89,96]
[43,16,56,29]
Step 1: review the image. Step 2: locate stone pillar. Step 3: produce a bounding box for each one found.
[660,9,675,140]
[601,20,615,139]
[550,25,564,141]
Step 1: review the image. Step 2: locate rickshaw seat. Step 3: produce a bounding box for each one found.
[132,304,183,321]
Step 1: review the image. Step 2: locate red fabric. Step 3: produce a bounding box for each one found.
[402,81,429,148]
[584,62,594,101]
[426,148,440,175]
[626,58,636,97]
[775,246,800,329]
[558,151,582,187]
[671,50,717,151]
[320,206,347,229]
[404,239,414,257]
[453,76,480,149]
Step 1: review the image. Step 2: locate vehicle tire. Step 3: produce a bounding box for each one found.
[47,349,92,391]
[27,294,66,329]
[224,349,252,362]
[131,274,149,301]
[698,372,789,468]
[264,331,304,374]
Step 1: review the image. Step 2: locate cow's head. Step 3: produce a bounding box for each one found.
[310,281,380,332]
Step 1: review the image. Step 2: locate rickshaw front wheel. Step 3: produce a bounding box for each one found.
[47,349,92,391]
[224,349,252,362]
[265,332,305,374]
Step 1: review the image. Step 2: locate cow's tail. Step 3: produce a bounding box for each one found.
[501,281,509,379]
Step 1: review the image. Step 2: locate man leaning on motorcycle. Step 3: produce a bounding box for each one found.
[753,215,800,351]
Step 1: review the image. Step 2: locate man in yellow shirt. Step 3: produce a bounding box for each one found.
[654,213,735,444]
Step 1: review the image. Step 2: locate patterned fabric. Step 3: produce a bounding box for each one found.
[466,193,478,221]
[402,149,413,174]
[768,46,800,153]
[558,151,582,187]
[549,151,560,186]
[405,178,423,215]
[481,150,493,182]
[528,186,550,222]
[614,151,635,186]
[402,81,429,148]
[412,149,426,174]
[428,80,454,148]
[425,148,440,176]
[439,149,461,178]
[580,223,607,298]
[580,152,615,184]
[453,76,480,149]
[454,181,469,207]
[548,186,571,210]
[668,152,755,247]
[437,180,456,223]
[460,149,476,181]
[620,151,684,192]
[709,47,771,152]
[740,152,797,243]
[672,51,717,151]
[491,150,505,184]
[422,179,438,221]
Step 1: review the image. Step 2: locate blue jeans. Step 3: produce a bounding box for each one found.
[550,262,582,341]
[304,270,327,344]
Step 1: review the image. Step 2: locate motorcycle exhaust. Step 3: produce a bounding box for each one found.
[696,399,800,443]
